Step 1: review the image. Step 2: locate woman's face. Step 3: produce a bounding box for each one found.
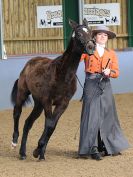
[95,32,108,45]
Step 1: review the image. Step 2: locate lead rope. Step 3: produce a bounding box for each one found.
[74,75,84,140]
[75,74,84,102]
[75,74,84,89]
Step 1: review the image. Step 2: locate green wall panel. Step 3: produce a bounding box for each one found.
[62,0,79,49]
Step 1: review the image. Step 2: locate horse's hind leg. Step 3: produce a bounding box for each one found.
[19,100,43,160]
[12,90,29,148]
[33,101,68,160]
[12,105,22,148]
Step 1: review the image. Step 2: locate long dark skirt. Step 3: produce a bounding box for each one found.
[78,73,130,156]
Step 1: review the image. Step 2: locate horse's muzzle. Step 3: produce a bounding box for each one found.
[85,40,96,55]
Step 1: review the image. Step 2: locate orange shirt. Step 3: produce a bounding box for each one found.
[80,49,119,78]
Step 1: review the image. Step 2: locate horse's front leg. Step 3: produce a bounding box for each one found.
[33,101,68,160]
[19,102,43,160]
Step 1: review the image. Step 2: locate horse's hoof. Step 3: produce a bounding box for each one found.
[33,148,40,158]
[39,155,45,160]
[33,149,45,160]
[19,155,26,160]
[11,142,17,149]
[38,158,45,162]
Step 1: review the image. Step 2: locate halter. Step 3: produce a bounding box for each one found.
[73,25,96,55]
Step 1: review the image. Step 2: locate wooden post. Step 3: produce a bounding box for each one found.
[0,0,4,59]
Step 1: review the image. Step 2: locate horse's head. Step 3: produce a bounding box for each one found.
[69,18,96,55]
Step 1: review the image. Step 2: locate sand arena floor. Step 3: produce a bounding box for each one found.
[0,93,133,177]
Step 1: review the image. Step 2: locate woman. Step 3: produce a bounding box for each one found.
[78,26,129,160]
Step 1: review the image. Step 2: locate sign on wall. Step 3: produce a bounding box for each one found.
[37,5,63,28]
[83,3,120,26]
[37,3,120,28]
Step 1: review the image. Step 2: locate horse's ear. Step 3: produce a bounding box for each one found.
[83,18,91,33]
[69,19,78,30]
[83,18,88,27]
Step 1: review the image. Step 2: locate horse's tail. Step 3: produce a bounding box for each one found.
[11,79,19,105]
[11,79,31,106]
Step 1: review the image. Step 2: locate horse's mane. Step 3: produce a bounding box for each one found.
[63,37,74,56]
[51,36,73,65]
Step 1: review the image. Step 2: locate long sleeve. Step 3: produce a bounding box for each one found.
[109,51,119,78]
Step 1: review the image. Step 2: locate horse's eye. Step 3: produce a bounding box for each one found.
[78,32,83,37]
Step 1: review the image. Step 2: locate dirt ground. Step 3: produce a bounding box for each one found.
[0,93,133,177]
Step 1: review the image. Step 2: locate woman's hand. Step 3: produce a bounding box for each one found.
[102,68,111,77]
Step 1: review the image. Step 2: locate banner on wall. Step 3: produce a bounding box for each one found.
[37,3,120,28]
[83,3,120,26]
[37,5,63,28]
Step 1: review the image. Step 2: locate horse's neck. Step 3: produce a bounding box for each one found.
[61,38,82,74]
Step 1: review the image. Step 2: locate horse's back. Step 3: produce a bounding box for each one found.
[26,56,51,67]
[20,56,51,75]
